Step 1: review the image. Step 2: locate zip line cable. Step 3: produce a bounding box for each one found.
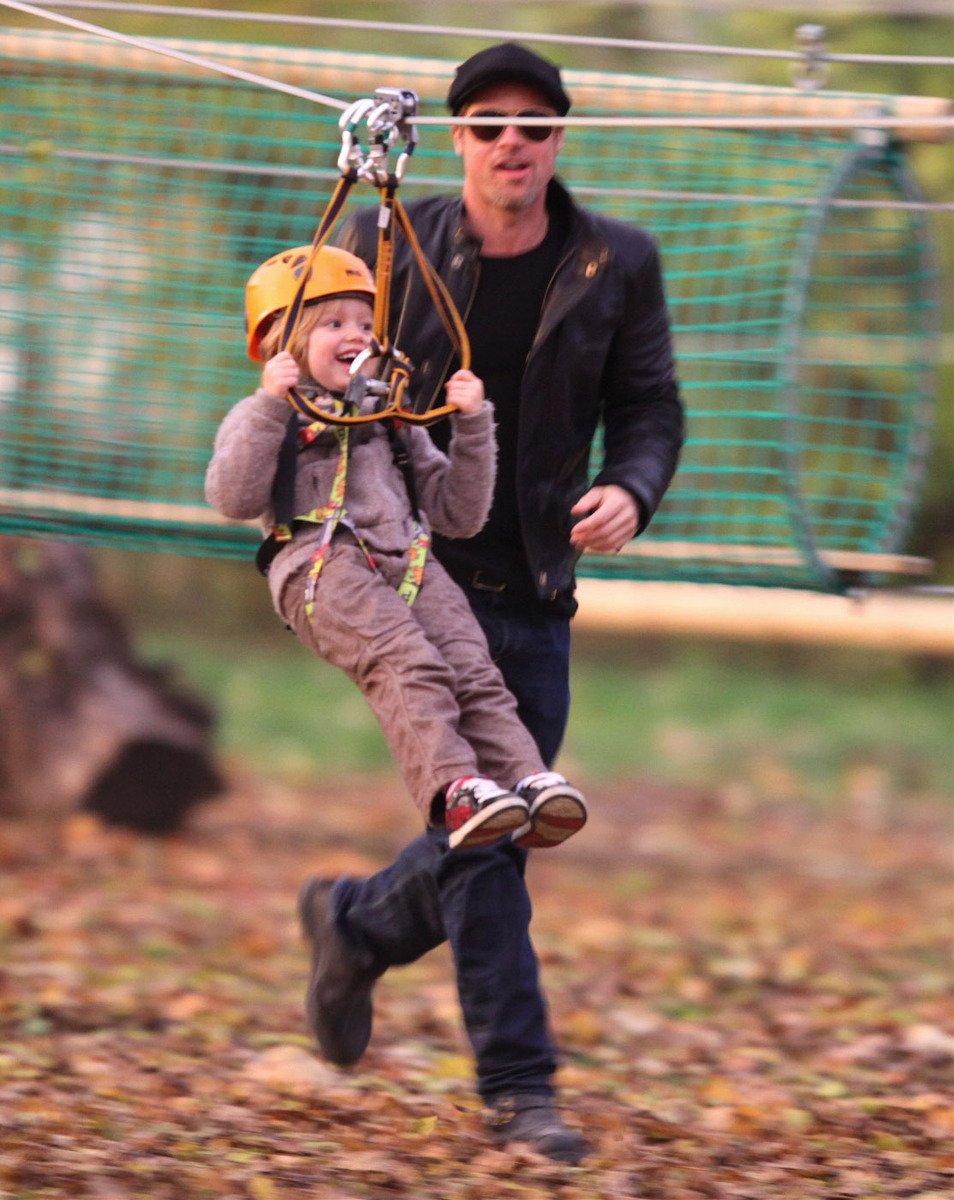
[3,0,953,137]
[25,0,954,68]
[0,0,349,110]
[420,114,954,133]
[4,140,951,212]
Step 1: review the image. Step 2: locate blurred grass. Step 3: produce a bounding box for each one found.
[139,626,954,805]
[565,635,953,804]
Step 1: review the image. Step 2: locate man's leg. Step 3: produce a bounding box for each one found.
[449,590,588,1159]
[459,585,571,769]
[327,828,558,1098]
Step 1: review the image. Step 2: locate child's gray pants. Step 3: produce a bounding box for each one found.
[278,535,545,820]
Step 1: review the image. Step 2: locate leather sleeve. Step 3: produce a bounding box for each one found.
[594,238,684,532]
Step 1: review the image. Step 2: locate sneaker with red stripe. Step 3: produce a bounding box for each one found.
[512,771,587,849]
[445,776,530,850]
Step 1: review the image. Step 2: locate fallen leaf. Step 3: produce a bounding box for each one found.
[242,1044,339,1095]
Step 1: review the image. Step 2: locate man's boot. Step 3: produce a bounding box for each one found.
[297,875,381,1067]
[485,1093,591,1164]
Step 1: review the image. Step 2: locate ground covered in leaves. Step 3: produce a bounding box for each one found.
[0,771,951,1199]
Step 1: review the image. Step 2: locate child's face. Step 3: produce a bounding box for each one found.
[305,298,374,393]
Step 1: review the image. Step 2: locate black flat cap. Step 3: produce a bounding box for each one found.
[447,42,572,115]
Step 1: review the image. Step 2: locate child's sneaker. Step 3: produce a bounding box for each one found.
[445,776,530,850]
[512,771,587,849]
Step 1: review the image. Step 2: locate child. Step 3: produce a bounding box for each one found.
[205,245,587,851]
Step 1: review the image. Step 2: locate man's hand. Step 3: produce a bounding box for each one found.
[569,484,640,554]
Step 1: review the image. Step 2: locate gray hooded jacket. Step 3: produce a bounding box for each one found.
[205,386,497,610]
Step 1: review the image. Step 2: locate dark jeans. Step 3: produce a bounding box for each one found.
[331,583,572,1100]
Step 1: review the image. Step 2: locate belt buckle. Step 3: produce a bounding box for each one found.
[471,570,506,593]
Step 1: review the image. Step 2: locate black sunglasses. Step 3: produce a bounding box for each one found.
[465,109,556,143]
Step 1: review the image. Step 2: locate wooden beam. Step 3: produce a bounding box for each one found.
[575,578,954,655]
[0,486,254,531]
[602,539,933,577]
[0,492,932,579]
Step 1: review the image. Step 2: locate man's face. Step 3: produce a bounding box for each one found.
[452,81,565,214]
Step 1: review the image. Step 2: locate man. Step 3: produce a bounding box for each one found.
[297,41,684,1163]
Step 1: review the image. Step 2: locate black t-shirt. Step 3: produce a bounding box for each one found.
[434,214,568,598]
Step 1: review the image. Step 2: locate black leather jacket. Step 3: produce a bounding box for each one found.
[337,178,684,606]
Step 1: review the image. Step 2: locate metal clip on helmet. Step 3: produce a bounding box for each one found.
[244,244,376,361]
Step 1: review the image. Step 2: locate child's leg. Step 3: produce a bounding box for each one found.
[412,562,587,848]
[279,539,502,822]
[408,561,547,784]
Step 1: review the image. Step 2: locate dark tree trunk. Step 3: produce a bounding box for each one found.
[0,537,222,832]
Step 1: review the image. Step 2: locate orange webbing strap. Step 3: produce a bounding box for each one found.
[393,196,471,375]
[372,177,397,355]
[277,170,356,363]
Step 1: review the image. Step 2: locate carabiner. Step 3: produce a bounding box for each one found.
[337,97,377,175]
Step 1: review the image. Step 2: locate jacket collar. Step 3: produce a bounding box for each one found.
[450,177,607,262]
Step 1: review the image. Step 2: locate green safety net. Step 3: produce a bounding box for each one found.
[0,29,940,591]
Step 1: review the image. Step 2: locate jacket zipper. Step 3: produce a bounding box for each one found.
[426,249,481,410]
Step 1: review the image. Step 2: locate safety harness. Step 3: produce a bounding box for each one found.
[255,90,465,610]
[257,404,431,614]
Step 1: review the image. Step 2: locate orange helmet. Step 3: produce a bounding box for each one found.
[244,244,376,361]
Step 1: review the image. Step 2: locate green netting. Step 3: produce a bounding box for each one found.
[0,29,940,590]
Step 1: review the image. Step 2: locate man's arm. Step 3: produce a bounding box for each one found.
[592,237,684,537]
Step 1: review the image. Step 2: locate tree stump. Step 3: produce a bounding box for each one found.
[0,537,223,832]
